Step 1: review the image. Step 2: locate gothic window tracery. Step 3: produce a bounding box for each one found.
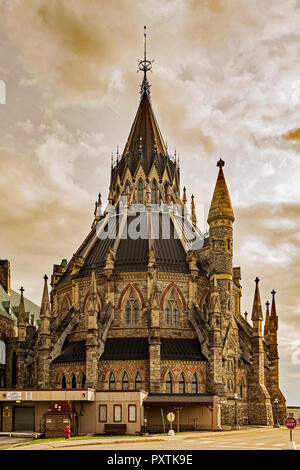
[178,373,185,393]
[164,289,180,325]
[166,372,173,394]
[124,288,140,325]
[135,371,142,390]
[151,179,158,204]
[122,371,129,390]
[109,371,115,390]
[71,373,76,389]
[191,373,198,394]
[137,179,144,204]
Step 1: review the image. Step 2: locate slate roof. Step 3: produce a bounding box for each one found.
[161,338,208,361]
[0,283,40,325]
[144,394,214,404]
[117,91,170,178]
[101,338,149,360]
[52,340,86,364]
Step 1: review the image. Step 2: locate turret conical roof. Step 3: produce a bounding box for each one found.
[207,159,234,224]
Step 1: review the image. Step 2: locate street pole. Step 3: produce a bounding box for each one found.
[274,398,280,428]
[233,393,239,430]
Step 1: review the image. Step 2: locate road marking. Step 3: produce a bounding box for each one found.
[253,443,264,446]
[272,443,285,447]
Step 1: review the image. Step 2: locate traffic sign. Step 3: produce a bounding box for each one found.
[167,412,175,422]
[285,417,297,429]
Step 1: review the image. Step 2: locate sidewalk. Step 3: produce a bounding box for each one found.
[9,426,278,450]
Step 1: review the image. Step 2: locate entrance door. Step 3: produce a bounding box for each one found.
[13,407,34,431]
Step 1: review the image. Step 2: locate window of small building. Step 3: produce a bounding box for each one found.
[179,373,185,394]
[61,374,66,389]
[99,404,107,422]
[166,372,173,394]
[114,405,122,422]
[109,372,116,390]
[191,373,198,394]
[122,371,129,390]
[71,374,76,389]
[81,372,86,388]
[135,372,142,390]
[128,404,137,422]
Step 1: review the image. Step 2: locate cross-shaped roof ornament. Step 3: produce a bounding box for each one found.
[255,276,260,285]
[217,158,225,168]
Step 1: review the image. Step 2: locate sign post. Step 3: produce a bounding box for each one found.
[167,412,175,437]
[285,417,297,450]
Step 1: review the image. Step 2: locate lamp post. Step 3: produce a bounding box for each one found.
[233,393,239,430]
[274,399,280,428]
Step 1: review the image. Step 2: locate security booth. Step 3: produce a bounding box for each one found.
[44,401,78,438]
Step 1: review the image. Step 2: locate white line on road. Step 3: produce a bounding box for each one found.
[272,444,285,447]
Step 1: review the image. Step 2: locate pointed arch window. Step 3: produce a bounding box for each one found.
[125,289,140,325]
[151,179,158,204]
[135,372,142,390]
[81,372,86,388]
[137,179,144,204]
[165,289,180,325]
[61,374,66,389]
[122,371,129,390]
[71,374,76,389]
[166,372,173,394]
[109,372,115,390]
[191,373,198,394]
[179,373,185,394]
[125,181,131,197]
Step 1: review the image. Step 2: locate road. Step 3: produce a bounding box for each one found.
[4,427,300,451]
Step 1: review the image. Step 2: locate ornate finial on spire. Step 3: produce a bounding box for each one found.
[182,186,187,204]
[44,274,48,282]
[255,276,260,285]
[137,26,154,98]
[271,289,276,299]
[244,311,248,321]
[20,286,24,295]
[217,158,225,168]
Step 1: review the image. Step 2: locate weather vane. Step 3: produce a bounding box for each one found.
[137,26,154,97]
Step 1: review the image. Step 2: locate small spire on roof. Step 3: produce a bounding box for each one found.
[182,186,187,204]
[264,300,270,337]
[251,276,263,322]
[191,194,197,227]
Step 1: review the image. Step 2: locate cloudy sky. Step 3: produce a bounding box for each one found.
[0,0,299,404]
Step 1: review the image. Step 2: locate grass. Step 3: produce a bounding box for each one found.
[16,434,144,447]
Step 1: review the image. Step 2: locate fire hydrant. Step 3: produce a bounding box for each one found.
[64,425,71,439]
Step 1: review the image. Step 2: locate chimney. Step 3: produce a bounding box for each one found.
[0,260,10,294]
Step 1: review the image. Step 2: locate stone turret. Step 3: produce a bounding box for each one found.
[266,290,286,423]
[207,159,235,332]
[85,269,99,388]
[37,275,51,388]
[248,277,273,425]
[16,287,27,387]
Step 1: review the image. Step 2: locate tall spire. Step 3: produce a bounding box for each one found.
[264,300,270,337]
[270,289,278,331]
[251,277,263,322]
[40,275,50,318]
[138,26,153,98]
[207,159,234,224]
[18,286,26,327]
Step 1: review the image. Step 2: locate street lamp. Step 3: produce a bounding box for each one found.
[274,399,279,428]
[234,393,239,429]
